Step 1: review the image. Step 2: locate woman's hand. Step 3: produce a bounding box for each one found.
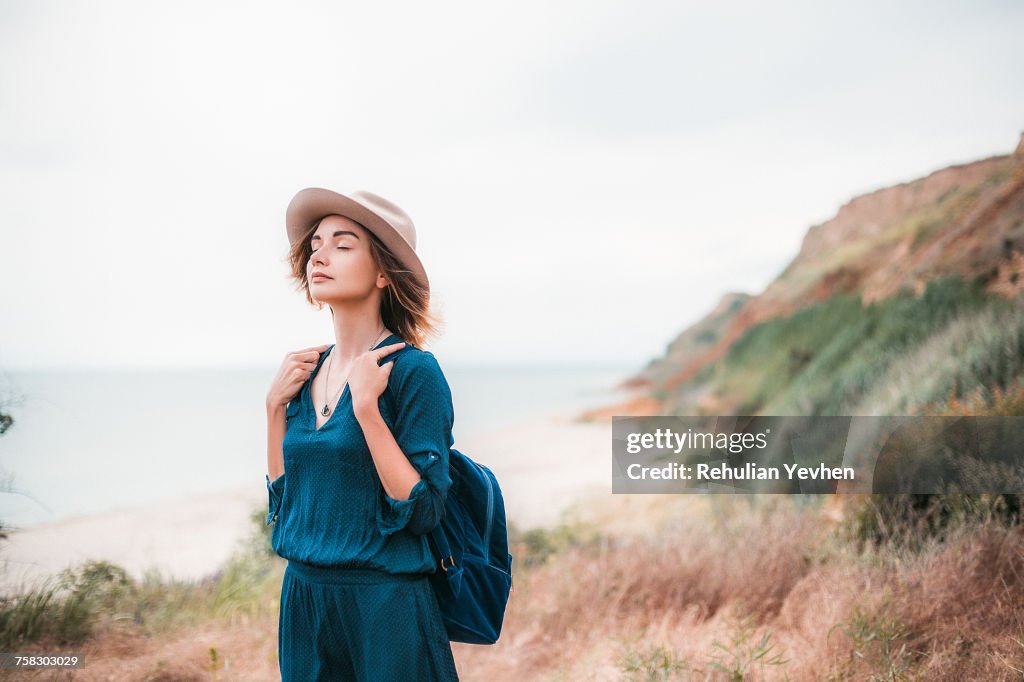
[348,341,406,417]
[266,343,332,409]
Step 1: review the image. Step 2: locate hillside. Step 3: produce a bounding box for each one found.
[586,132,1024,419]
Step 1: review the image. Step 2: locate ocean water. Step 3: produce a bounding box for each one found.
[0,363,634,529]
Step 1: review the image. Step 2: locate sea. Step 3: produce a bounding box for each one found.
[0,363,635,529]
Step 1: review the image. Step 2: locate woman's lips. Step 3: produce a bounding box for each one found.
[311,274,332,281]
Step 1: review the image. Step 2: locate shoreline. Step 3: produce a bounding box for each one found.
[0,406,617,595]
[0,484,265,595]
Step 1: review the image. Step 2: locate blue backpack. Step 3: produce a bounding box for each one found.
[378,357,513,644]
[426,448,514,644]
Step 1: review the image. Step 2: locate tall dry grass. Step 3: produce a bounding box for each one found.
[3,493,1022,680]
[455,495,1024,681]
[4,482,1023,679]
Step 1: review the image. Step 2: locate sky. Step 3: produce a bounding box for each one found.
[1,0,1022,370]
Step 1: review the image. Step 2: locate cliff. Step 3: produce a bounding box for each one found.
[586,131,1024,420]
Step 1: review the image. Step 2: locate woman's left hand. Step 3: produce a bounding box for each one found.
[348,341,406,418]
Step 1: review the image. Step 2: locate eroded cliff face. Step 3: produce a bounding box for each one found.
[587,133,1024,420]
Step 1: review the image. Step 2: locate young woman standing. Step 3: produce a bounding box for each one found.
[264,188,460,680]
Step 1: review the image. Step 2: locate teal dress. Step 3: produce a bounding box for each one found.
[265,333,459,681]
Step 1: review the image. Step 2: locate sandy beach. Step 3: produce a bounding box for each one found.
[0,407,620,595]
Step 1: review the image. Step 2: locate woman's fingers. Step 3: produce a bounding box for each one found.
[372,342,405,365]
[289,345,330,363]
[271,345,328,406]
[374,342,406,357]
[287,346,329,383]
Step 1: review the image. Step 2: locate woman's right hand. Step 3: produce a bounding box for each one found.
[266,344,331,409]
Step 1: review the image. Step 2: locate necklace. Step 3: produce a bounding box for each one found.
[321,324,388,417]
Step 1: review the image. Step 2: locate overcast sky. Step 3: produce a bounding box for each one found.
[1,0,1021,370]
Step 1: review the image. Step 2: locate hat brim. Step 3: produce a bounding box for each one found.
[286,187,429,292]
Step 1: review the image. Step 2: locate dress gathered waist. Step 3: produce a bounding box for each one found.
[285,559,426,585]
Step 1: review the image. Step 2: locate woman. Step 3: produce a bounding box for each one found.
[264,188,460,681]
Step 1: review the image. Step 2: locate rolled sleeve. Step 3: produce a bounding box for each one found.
[376,352,454,537]
[266,473,285,526]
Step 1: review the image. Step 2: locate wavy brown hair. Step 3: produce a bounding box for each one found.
[283,215,443,349]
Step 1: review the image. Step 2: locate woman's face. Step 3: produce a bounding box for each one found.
[306,214,386,304]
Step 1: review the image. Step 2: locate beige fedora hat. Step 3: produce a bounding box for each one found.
[286,187,429,293]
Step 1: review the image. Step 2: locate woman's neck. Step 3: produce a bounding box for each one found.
[329,308,389,364]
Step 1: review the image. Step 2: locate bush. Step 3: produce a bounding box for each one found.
[841,493,1023,553]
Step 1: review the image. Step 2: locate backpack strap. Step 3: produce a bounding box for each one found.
[380,374,455,575]
[427,526,456,573]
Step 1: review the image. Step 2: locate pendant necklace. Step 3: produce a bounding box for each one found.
[321,325,388,417]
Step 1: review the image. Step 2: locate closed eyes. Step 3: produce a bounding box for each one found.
[308,246,351,257]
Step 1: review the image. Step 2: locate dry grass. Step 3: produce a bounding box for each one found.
[455,495,1024,681]
[0,560,286,681]
[6,496,1024,681]
[6,612,282,681]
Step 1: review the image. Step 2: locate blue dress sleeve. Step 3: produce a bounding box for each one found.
[376,352,454,537]
[266,472,285,526]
